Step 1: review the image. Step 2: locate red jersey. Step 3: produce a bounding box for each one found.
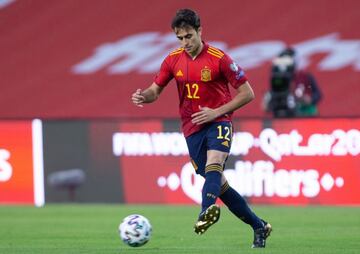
[154,43,248,137]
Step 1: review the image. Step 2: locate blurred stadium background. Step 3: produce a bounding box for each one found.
[0,0,360,253]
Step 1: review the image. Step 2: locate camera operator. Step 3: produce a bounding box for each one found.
[263,47,322,117]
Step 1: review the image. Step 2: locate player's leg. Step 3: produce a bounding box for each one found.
[185,127,207,176]
[219,168,272,247]
[200,121,233,214]
[185,128,211,234]
[193,122,232,234]
[219,176,263,228]
[193,149,226,235]
[200,149,227,213]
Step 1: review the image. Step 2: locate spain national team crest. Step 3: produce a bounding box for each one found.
[201,67,211,82]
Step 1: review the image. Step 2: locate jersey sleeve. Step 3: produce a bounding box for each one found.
[220,54,248,89]
[154,56,173,87]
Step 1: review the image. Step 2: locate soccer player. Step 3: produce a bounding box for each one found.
[131,8,272,248]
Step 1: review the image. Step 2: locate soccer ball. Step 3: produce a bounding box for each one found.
[118,214,152,247]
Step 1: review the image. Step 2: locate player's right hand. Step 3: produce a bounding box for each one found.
[131,89,145,107]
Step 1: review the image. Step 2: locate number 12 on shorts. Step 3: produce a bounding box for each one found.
[217,125,232,141]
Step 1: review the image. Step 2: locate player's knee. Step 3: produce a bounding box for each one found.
[206,157,226,166]
[207,150,228,165]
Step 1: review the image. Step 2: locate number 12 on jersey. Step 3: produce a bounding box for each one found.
[185,83,200,99]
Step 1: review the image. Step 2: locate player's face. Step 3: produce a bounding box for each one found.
[175,26,203,57]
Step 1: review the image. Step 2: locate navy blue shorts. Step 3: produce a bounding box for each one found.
[185,121,233,177]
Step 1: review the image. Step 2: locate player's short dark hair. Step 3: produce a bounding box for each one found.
[171,9,201,30]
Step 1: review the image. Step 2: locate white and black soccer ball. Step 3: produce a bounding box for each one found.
[119,214,152,247]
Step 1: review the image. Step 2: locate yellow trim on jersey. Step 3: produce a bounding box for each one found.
[208,46,224,56]
[207,50,223,59]
[170,47,183,53]
[208,47,224,55]
[207,47,224,58]
[170,48,184,56]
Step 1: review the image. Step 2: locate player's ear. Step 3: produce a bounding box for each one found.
[197,27,202,36]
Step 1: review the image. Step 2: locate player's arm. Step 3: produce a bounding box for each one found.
[215,81,254,116]
[132,83,164,107]
[132,55,172,107]
[191,81,254,124]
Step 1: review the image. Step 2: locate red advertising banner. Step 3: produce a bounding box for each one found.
[113,118,360,205]
[0,120,44,206]
[0,1,360,119]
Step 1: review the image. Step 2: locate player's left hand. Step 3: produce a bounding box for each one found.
[191,106,218,125]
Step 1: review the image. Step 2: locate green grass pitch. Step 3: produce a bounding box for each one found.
[0,204,359,254]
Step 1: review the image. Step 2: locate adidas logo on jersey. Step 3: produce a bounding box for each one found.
[176,70,184,76]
